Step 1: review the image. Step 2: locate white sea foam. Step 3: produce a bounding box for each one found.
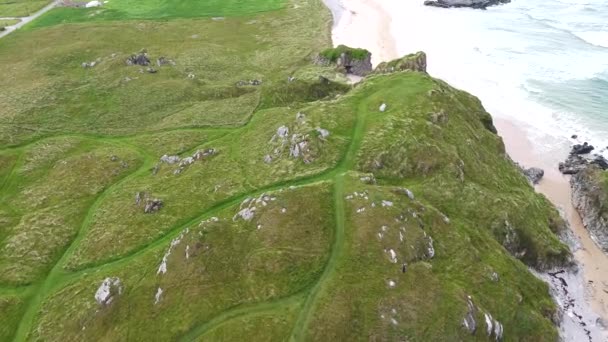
[381,0,608,159]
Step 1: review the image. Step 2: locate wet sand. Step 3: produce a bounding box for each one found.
[496,118,608,320]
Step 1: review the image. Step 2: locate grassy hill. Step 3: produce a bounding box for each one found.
[0,0,570,340]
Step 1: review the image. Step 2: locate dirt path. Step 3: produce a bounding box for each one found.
[0,0,59,39]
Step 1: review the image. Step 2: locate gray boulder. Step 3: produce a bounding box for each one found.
[523,167,544,184]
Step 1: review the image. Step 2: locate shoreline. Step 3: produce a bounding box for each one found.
[322,0,608,336]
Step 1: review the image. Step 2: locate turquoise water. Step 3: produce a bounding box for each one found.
[389,0,608,156]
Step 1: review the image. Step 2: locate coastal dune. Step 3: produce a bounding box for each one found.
[322,0,608,339]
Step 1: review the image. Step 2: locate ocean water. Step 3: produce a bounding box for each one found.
[387,0,608,160]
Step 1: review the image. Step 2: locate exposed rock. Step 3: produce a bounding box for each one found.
[423,0,510,9]
[572,142,595,155]
[429,110,448,125]
[193,148,216,160]
[160,155,181,164]
[85,0,102,7]
[277,125,289,138]
[154,287,163,304]
[315,45,373,76]
[462,296,477,334]
[571,166,608,253]
[144,198,163,213]
[94,277,122,305]
[236,79,262,86]
[126,52,151,66]
[156,57,175,66]
[374,51,427,74]
[522,167,544,184]
[315,127,330,139]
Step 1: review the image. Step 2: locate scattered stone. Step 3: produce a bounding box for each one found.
[263,154,273,164]
[490,271,499,282]
[572,134,579,139]
[462,296,477,334]
[144,198,163,213]
[193,148,216,160]
[379,103,387,112]
[85,0,102,7]
[154,287,163,304]
[381,200,393,207]
[94,277,122,305]
[387,280,396,288]
[236,79,262,86]
[156,57,175,66]
[81,60,98,68]
[394,187,415,200]
[277,125,289,138]
[146,67,157,74]
[234,207,256,221]
[187,73,195,79]
[135,191,144,205]
[315,127,330,139]
[288,76,296,82]
[160,155,181,164]
[126,52,151,66]
[110,155,118,162]
[387,249,397,263]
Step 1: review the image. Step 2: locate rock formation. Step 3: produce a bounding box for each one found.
[315,45,373,76]
[374,51,427,74]
[423,0,510,9]
[559,143,608,254]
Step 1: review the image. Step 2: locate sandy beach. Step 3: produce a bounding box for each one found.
[322,0,608,336]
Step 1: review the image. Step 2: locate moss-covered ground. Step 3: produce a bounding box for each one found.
[0,0,571,340]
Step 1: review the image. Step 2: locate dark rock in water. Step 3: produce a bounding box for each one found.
[374,51,427,74]
[559,154,589,175]
[144,198,163,213]
[572,142,594,155]
[424,0,510,9]
[591,155,608,169]
[126,52,151,66]
[523,167,544,184]
[315,45,373,76]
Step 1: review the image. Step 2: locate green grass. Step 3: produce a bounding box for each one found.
[0,19,20,29]
[27,0,287,28]
[319,44,370,62]
[0,0,48,17]
[0,0,574,340]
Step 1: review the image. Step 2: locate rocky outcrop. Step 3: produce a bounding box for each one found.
[315,45,373,76]
[374,51,427,74]
[423,0,510,9]
[523,167,544,185]
[126,52,151,66]
[559,143,608,254]
[571,167,608,253]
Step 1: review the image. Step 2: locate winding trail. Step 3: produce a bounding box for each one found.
[3,64,375,339]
